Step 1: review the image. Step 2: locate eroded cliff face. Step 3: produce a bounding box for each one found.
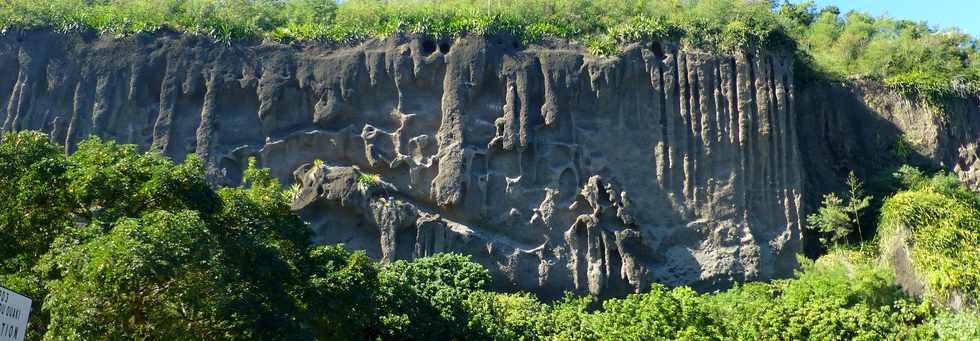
[797,80,980,203]
[0,30,804,297]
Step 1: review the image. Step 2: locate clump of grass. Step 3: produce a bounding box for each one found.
[284,182,302,201]
[0,0,788,53]
[357,172,381,187]
[885,71,979,116]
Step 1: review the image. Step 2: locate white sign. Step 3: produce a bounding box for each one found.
[0,286,30,341]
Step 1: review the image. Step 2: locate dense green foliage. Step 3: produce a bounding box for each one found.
[0,1,978,338]
[879,166,980,303]
[4,131,980,339]
[790,4,979,109]
[1,132,317,339]
[462,255,942,340]
[0,0,788,52]
[0,0,976,101]
[705,258,934,340]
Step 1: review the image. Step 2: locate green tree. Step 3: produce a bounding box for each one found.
[845,171,873,242]
[302,245,383,340]
[0,131,72,338]
[807,171,872,247]
[808,192,852,246]
[586,284,725,340]
[65,137,221,226]
[8,136,320,339]
[463,291,550,339]
[43,210,213,339]
[377,253,493,339]
[0,131,70,268]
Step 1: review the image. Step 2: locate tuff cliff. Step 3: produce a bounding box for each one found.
[799,80,980,194]
[5,29,974,298]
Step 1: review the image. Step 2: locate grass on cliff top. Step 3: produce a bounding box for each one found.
[0,0,793,53]
[0,0,977,104]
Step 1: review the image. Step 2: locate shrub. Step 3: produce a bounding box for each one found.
[357,172,381,187]
[585,285,725,340]
[807,171,873,247]
[463,291,549,339]
[931,309,980,340]
[879,176,980,303]
[377,253,493,339]
[706,257,935,340]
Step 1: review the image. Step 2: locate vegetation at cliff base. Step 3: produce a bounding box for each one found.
[3,130,980,339]
[0,2,979,339]
[878,166,980,303]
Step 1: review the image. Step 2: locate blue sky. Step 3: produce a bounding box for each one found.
[809,0,979,36]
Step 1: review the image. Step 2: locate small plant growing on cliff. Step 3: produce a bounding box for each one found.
[585,34,618,56]
[807,171,872,247]
[242,157,276,189]
[285,183,302,201]
[808,193,850,246]
[357,172,381,187]
[844,172,872,241]
[313,158,324,168]
[894,134,914,159]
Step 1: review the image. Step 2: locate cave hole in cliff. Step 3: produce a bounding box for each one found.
[213,83,264,146]
[559,168,577,203]
[651,41,666,62]
[395,223,418,261]
[569,225,589,290]
[607,242,627,293]
[438,41,451,54]
[220,157,244,186]
[421,40,437,56]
